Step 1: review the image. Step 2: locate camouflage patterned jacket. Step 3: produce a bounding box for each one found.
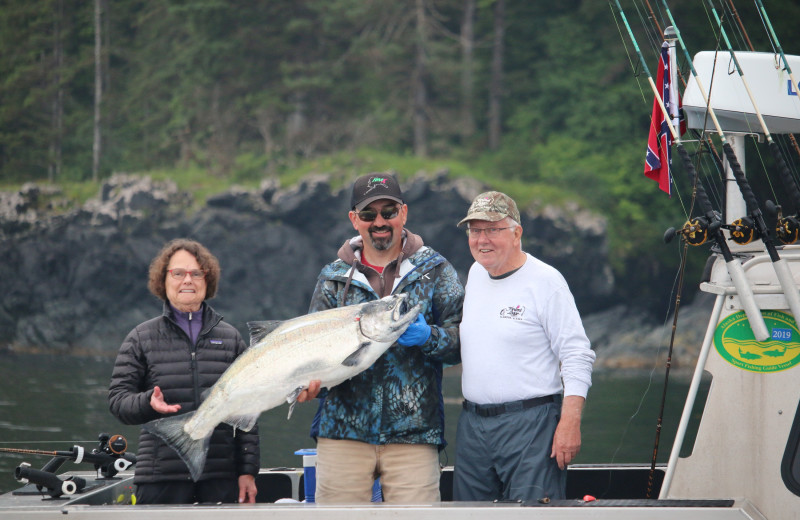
[308,230,464,448]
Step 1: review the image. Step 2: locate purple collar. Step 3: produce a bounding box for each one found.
[170,303,204,344]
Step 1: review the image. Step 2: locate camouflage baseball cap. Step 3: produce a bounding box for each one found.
[457,191,520,227]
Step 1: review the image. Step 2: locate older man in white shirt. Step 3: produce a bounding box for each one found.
[453,191,596,503]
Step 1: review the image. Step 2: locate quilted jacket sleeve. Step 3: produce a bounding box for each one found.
[108,325,160,425]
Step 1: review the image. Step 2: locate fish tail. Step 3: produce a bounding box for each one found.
[142,411,211,482]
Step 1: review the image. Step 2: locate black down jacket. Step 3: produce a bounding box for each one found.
[108,302,260,484]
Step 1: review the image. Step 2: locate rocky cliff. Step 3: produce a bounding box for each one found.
[0,173,710,369]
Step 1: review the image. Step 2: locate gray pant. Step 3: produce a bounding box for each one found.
[453,398,566,502]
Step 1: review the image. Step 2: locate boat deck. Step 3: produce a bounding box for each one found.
[0,465,765,519]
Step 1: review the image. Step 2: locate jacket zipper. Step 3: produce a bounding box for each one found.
[190,311,200,406]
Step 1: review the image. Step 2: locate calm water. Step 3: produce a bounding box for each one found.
[0,353,707,494]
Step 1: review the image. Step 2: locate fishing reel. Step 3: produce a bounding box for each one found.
[9,433,136,499]
[664,215,720,246]
[776,215,800,245]
[98,433,129,458]
[766,201,800,245]
[36,433,135,479]
[723,216,758,245]
[85,432,135,478]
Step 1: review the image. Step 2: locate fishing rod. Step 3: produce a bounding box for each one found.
[660,0,800,327]
[709,0,800,224]
[1,434,136,498]
[704,0,800,319]
[638,1,727,174]
[717,0,800,245]
[642,0,664,46]
[657,0,800,498]
[753,0,800,244]
[725,0,754,51]
[754,0,800,120]
[612,0,768,341]
[609,1,767,501]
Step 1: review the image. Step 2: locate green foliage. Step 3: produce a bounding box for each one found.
[275,147,479,191]
[147,165,235,209]
[2,0,799,311]
[60,180,102,205]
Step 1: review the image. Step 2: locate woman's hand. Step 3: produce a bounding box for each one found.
[150,386,181,414]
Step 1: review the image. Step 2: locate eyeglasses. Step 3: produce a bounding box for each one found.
[356,206,401,222]
[167,268,206,280]
[466,226,513,237]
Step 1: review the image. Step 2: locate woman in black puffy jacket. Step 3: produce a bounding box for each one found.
[109,238,259,504]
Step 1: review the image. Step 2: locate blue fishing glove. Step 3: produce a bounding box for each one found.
[397,314,431,346]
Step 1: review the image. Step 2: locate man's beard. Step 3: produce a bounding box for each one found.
[369,226,395,251]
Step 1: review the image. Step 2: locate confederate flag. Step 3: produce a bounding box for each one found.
[644,41,684,195]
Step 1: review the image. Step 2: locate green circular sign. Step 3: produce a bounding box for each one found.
[714,310,800,372]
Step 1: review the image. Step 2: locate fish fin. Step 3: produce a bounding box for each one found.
[246,320,284,346]
[142,411,210,482]
[286,386,304,403]
[341,341,371,367]
[223,414,260,432]
[284,386,306,420]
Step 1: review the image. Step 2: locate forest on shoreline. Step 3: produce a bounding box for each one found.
[3,0,800,308]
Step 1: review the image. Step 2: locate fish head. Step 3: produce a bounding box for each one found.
[358,293,422,342]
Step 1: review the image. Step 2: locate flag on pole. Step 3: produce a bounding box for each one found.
[644,41,683,195]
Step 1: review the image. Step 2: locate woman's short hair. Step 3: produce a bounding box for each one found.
[147,238,221,301]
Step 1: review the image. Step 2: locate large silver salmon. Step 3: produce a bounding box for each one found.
[143,293,421,481]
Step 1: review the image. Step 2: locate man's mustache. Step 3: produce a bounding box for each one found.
[369,226,392,233]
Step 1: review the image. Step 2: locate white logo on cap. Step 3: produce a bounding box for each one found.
[472,197,494,211]
[365,177,390,194]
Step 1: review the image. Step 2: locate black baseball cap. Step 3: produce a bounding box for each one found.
[350,173,404,211]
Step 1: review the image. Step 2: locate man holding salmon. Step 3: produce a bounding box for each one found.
[302,173,464,504]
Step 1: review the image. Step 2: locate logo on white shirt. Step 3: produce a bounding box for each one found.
[499,305,525,320]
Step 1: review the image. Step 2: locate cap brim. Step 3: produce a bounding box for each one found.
[354,196,404,212]
[457,211,508,227]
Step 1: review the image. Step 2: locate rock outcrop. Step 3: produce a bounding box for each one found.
[0,172,706,369]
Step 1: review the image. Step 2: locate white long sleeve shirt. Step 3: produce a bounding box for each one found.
[460,253,595,405]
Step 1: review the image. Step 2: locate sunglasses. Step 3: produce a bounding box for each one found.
[356,206,401,222]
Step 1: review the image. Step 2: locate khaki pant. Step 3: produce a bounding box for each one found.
[315,438,441,504]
